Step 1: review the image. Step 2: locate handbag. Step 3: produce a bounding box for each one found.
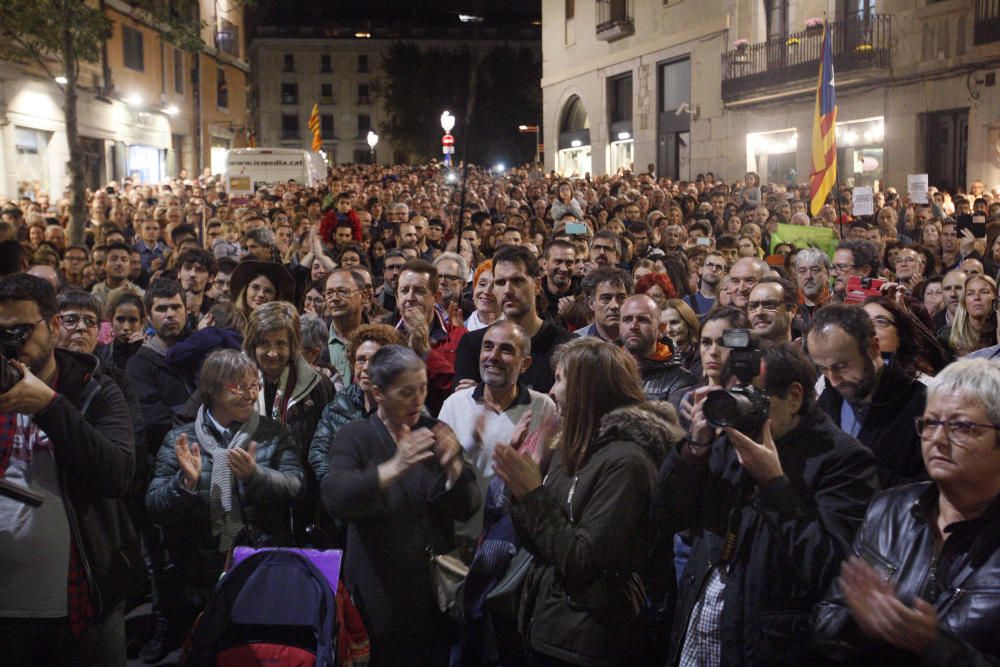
[429,548,468,624]
[484,547,534,619]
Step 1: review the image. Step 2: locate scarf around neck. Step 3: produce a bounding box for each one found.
[195,404,260,553]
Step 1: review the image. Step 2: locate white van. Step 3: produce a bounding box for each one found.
[224,148,327,196]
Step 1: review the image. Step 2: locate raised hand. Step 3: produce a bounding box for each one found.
[175,433,202,490]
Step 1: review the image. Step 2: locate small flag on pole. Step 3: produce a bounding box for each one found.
[809,21,837,217]
[308,103,322,152]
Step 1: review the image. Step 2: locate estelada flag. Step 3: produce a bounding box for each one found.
[809,22,837,217]
[308,103,321,152]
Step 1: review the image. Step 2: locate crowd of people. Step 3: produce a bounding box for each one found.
[1,161,1000,666]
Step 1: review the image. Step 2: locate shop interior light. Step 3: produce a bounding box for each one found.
[55,76,68,85]
[164,105,179,116]
[125,94,142,107]
[617,131,631,141]
[354,31,371,38]
[570,139,583,147]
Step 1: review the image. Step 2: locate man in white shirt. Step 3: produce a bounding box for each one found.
[438,320,556,542]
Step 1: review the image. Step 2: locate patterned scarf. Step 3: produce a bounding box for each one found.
[194,405,260,553]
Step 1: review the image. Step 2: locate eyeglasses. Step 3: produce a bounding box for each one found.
[915,417,1000,445]
[325,288,358,299]
[747,299,783,312]
[225,382,261,396]
[61,314,99,329]
[592,244,617,254]
[870,316,896,329]
[832,263,855,272]
[248,284,277,298]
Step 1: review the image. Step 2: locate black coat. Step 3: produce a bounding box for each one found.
[655,407,879,666]
[125,343,194,455]
[321,414,480,667]
[512,403,683,666]
[35,349,141,615]
[813,483,1000,666]
[636,355,697,403]
[816,360,927,487]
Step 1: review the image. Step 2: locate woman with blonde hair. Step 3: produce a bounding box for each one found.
[947,274,998,357]
[493,337,682,665]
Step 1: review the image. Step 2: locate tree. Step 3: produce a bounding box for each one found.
[0,0,205,246]
[378,41,541,166]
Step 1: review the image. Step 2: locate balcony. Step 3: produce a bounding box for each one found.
[975,0,1000,44]
[596,0,634,42]
[722,15,891,103]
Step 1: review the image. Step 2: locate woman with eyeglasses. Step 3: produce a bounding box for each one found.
[814,358,1000,665]
[228,260,295,320]
[862,296,949,378]
[147,350,304,611]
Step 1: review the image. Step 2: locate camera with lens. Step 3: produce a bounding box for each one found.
[703,329,770,437]
[0,328,27,394]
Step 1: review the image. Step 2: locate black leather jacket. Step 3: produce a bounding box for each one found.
[636,355,697,403]
[813,483,1000,666]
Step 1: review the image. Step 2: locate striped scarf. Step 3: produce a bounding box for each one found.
[194,405,260,553]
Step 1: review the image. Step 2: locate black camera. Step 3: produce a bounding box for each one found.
[703,329,769,436]
[0,326,30,394]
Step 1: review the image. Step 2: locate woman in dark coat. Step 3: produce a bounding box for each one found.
[321,345,480,667]
[147,350,304,602]
[493,337,683,666]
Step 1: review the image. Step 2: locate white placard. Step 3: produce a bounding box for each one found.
[908,174,929,204]
[852,186,874,216]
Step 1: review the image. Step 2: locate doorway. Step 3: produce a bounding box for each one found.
[924,108,968,194]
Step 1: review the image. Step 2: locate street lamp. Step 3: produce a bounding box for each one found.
[518,124,541,164]
[441,111,456,167]
[366,130,379,164]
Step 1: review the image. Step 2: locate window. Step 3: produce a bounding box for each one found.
[354,149,373,164]
[216,69,228,108]
[215,19,239,57]
[173,49,184,95]
[765,0,789,38]
[321,114,335,134]
[320,83,334,104]
[321,54,332,72]
[123,25,144,71]
[357,114,371,137]
[281,83,299,105]
[609,75,632,123]
[358,55,368,73]
[566,0,575,19]
[357,83,370,105]
[659,58,691,112]
[281,114,299,139]
[283,54,294,72]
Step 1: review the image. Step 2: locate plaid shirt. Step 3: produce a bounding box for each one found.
[678,566,726,667]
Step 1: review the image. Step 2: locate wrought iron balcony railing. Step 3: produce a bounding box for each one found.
[596,0,634,42]
[975,0,1000,44]
[722,14,891,102]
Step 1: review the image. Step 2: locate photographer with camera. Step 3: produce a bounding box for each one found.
[654,340,878,666]
[0,274,137,665]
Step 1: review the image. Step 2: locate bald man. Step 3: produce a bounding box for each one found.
[620,295,697,402]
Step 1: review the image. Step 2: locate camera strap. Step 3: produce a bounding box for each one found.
[720,485,756,564]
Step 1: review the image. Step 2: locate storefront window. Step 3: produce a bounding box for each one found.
[128,144,165,184]
[558,145,592,177]
[210,138,230,177]
[746,129,798,187]
[835,117,884,190]
[14,127,50,198]
[609,134,634,175]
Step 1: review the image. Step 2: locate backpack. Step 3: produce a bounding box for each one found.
[184,549,337,667]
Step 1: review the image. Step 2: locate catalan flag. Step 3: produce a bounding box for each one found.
[809,22,837,217]
[308,103,322,152]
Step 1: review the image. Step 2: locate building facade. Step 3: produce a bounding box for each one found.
[248,22,542,166]
[0,0,249,201]
[542,0,1000,193]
